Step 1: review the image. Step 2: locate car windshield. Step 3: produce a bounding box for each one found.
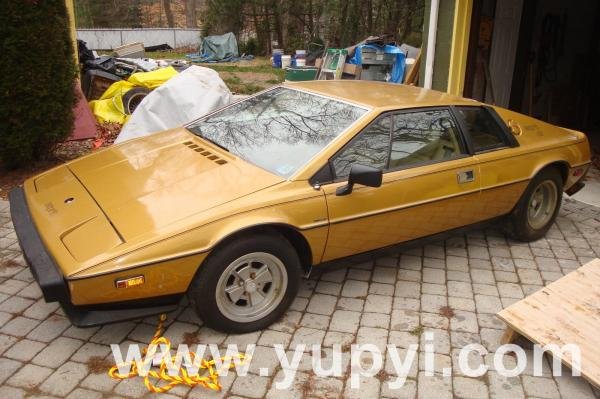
[187,87,367,178]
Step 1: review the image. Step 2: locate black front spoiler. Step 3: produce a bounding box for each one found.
[9,187,180,327]
[62,300,180,327]
[9,187,70,302]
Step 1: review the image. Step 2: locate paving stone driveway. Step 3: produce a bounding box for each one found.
[0,197,599,399]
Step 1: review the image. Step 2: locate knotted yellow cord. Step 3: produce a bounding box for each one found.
[108,314,249,393]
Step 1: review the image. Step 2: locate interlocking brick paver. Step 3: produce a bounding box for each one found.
[422,282,447,295]
[315,280,342,296]
[395,281,421,298]
[474,294,503,314]
[381,377,417,399]
[418,373,452,399]
[231,375,270,398]
[3,338,46,361]
[357,326,388,352]
[450,310,479,333]
[66,387,103,399]
[336,297,364,311]
[522,375,561,398]
[330,310,361,333]
[447,280,473,298]
[420,294,447,313]
[0,196,598,398]
[32,337,83,367]
[341,280,369,298]
[0,385,24,399]
[300,312,330,329]
[420,328,451,354]
[364,294,393,314]
[449,296,476,312]
[8,363,53,389]
[290,326,326,348]
[27,315,70,342]
[0,334,18,356]
[0,296,34,314]
[345,374,380,398]
[361,312,390,329]
[0,357,22,385]
[369,281,395,295]
[421,312,449,329]
[0,316,39,337]
[391,308,420,331]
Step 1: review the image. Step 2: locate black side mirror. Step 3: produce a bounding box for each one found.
[336,164,383,196]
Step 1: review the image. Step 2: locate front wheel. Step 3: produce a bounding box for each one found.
[506,168,563,242]
[188,232,301,333]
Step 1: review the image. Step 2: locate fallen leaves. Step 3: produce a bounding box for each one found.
[0,121,122,199]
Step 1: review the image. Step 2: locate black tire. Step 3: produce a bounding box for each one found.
[122,87,151,114]
[506,167,563,242]
[188,232,302,333]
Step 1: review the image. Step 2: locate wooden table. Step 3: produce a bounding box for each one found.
[497,258,600,388]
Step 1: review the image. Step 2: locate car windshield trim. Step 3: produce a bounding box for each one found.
[185,85,371,128]
[187,86,371,180]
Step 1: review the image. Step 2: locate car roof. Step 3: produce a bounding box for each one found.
[285,80,480,109]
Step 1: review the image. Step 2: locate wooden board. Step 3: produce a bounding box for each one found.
[497,258,600,388]
[403,50,421,85]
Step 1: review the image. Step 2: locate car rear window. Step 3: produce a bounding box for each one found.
[455,106,508,152]
[187,87,368,178]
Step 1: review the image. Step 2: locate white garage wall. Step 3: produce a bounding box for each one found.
[77,28,202,50]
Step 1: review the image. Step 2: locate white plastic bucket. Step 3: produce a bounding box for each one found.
[281,55,292,68]
[296,58,306,67]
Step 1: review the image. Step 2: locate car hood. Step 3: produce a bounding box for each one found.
[67,128,284,241]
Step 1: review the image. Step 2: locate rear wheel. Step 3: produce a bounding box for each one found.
[188,233,301,333]
[122,87,151,114]
[506,168,563,241]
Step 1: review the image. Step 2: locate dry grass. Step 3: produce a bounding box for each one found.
[0,259,21,269]
[376,368,390,382]
[0,122,120,200]
[439,305,455,319]
[87,356,115,374]
[182,331,201,346]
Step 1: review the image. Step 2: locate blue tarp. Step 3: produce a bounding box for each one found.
[348,44,406,83]
[186,32,253,63]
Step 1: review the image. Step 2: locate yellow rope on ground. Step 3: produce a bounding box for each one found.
[108,314,249,393]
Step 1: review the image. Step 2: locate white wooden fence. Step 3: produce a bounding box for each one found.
[77,28,202,50]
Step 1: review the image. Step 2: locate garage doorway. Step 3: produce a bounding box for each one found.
[463,0,600,150]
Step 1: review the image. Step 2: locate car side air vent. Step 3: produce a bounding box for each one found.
[183,141,227,165]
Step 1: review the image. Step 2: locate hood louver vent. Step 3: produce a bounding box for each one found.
[183,141,228,165]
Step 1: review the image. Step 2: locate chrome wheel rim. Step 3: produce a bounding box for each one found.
[527,180,558,230]
[216,252,287,323]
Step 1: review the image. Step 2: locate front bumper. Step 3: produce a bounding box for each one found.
[9,187,70,302]
[9,187,179,327]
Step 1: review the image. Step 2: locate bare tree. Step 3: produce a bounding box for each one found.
[162,0,175,27]
[184,0,197,27]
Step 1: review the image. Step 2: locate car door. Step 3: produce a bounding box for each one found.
[452,106,526,220]
[319,107,483,262]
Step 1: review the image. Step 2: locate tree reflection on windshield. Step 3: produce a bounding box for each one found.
[188,87,367,178]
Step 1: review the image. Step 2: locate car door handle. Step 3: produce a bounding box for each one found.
[457,170,475,184]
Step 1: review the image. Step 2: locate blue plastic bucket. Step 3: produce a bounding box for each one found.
[272,50,283,68]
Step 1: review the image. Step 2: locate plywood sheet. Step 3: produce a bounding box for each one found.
[497,258,600,388]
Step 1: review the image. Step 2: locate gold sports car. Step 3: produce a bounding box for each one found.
[10,81,591,332]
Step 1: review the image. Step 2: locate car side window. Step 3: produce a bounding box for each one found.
[389,109,464,169]
[455,106,508,152]
[332,116,391,179]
